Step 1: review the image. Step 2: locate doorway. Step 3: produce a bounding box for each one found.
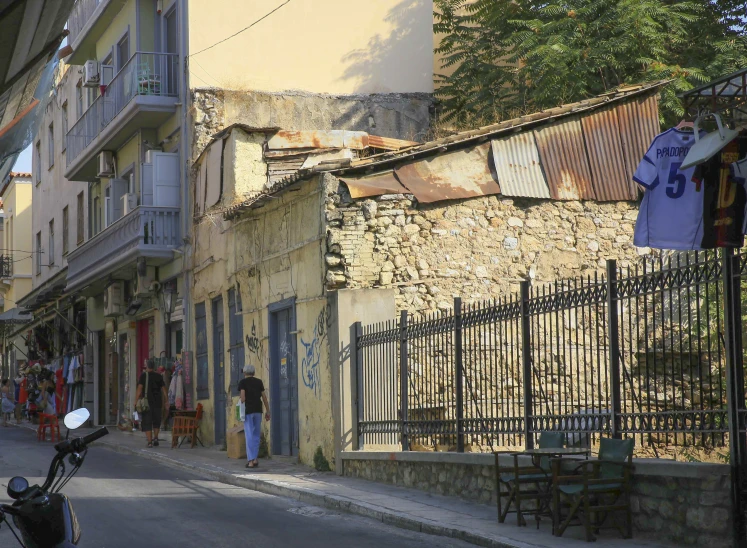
[136,319,149,375]
[269,299,298,456]
[212,296,226,447]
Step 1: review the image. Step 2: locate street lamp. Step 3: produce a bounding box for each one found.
[160,282,176,358]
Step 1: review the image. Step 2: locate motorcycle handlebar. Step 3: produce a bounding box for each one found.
[80,427,109,447]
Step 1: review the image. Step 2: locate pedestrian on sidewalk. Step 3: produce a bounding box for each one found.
[1,379,15,426]
[135,359,168,448]
[238,364,270,468]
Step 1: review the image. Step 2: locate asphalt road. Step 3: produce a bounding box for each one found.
[0,426,472,548]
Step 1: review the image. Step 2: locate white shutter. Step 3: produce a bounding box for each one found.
[110,178,127,221]
[100,65,115,123]
[141,163,153,206]
[205,139,223,208]
[152,152,180,207]
[101,65,115,86]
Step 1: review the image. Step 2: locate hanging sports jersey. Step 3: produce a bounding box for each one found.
[633,128,705,250]
[691,136,747,249]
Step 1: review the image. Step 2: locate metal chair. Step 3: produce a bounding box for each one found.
[495,432,565,526]
[551,437,634,541]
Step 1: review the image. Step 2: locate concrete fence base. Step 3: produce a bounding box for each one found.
[341,451,732,547]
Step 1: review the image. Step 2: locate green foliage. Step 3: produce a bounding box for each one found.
[313,446,331,472]
[434,0,747,129]
[258,431,269,459]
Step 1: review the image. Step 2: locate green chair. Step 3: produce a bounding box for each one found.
[551,437,634,541]
[495,432,565,526]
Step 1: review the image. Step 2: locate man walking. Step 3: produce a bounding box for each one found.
[238,364,270,468]
[135,359,168,447]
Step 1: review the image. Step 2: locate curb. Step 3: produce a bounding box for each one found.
[12,423,536,548]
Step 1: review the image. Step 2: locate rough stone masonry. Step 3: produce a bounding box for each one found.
[324,175,652,313]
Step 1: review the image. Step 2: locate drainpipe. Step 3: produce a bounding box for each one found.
[179,0,192,358]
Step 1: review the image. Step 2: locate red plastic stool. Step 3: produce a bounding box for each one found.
[38,414,60,442]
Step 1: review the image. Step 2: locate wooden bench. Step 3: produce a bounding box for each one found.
[171,403,204,449]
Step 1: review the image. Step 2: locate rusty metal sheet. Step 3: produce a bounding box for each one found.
[268,130,368,150]
[393,143,500,203]
[339,171,407,198]
[490,133,550,198]
[533,118,595,200]
[368,135,419,151]
[581,106,635,201]
[616,94,661,188]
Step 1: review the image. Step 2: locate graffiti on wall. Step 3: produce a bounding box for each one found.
[300,306,331,399]
[245,320,264,364]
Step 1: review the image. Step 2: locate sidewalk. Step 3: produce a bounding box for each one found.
[16,422,673,548]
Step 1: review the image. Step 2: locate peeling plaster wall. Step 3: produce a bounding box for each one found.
[191,88,433,162]
[191,174,334,464]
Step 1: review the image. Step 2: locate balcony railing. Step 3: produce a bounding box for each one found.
[66,52,179,168]
[0,255,11,278]
[66,206,181,291]
[67,0,102,46]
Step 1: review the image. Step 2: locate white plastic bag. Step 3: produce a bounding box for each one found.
[235,401,245,422]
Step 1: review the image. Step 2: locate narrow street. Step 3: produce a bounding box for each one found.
[0,427,471,548]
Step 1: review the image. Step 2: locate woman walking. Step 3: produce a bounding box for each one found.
[238,364,270,468]
[1,379,15,426]
[135,359,168,447]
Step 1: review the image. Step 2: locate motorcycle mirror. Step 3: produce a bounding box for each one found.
[64,408,90,431]
[7,476,29,499]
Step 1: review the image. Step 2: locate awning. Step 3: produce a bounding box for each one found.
[0,307,32,325]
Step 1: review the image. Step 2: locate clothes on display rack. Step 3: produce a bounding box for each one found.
[634,127,747,250]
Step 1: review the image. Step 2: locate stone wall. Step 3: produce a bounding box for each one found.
[324,178,651,313]
[342,452,732,546]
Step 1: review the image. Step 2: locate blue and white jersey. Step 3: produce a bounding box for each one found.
[633,128,705,250]
[729,156,747,233]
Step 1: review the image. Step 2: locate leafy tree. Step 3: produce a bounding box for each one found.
[434,0,747,129]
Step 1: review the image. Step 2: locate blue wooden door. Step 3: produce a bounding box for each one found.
[212,296,226,447]
[228,288,244,396]
[270,304,298,456]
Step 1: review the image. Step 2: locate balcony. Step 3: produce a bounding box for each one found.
[65,52,179,181]
[66,206,181,294]
[67,0,129,66]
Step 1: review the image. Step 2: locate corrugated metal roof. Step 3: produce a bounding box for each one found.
[581,106,635,201]
[616,94,660,185]
[533,117,595,200]
[490,133,550,199]
[394,143,500,203]
[339,171,407,198]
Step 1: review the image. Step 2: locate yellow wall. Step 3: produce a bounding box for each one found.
[188,0,434,94]
[191,140,334,464]
[1,177,34,308]
[96,0,137,61]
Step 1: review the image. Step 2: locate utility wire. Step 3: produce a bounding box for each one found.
[189,1,291,57]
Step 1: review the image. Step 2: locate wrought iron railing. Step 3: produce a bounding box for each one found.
[0,255,11,278]
[66,52,179,168]
[67,0,101,46]
[354,250,741,455]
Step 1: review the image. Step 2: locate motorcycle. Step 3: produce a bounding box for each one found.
[1,408,109,547]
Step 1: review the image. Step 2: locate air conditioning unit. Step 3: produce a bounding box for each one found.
[83,60,100,87]
[121,193,137,215]
[103,282,123,317]
[97,151,114,177]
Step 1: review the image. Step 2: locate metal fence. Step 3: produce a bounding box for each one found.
[353,251,747,455]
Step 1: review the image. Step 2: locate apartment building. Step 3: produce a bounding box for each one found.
[21,0,433,454]
[0,173,33,378]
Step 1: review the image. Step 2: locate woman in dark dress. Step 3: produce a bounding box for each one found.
[135,359,168,447]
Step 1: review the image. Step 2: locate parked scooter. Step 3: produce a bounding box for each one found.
[0,408,109,547]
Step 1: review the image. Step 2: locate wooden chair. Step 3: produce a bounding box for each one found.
[38,413,61,442]
[495,432,565,526]
[551,437,634,541]
[171,403,204,449]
